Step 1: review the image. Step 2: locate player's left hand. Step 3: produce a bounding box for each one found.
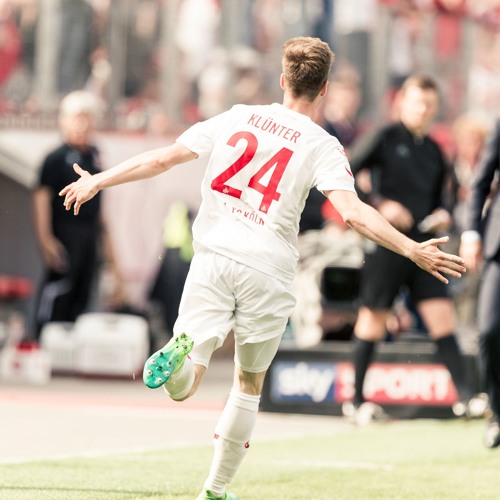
[59,163,100,215]
[410,236,466,284]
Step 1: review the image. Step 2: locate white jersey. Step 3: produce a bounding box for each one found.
[176,103,356,283]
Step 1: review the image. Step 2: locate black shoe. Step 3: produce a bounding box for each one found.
[484,415,500,449]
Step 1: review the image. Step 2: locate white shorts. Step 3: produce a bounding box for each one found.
[173,250,296,371]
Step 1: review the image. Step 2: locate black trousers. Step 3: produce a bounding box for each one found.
[34,223,99,338]
[477,252,500,416]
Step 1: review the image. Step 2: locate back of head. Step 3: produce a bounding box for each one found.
[282,37,334,101]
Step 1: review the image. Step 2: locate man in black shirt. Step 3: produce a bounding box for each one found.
[344,75,484,423]
[32,91,118,337]
[460,118,500,448]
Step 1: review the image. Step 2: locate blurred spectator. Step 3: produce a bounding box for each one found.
[115,0,163,132]
[123,0,160,100]
[251,0,285,53]
[85,46,112,104]
[450,113,490,234]
[5,0,37,109]
[175,0,221,121]
[333,0,377,116]
[231,46,268,106]
[386,0,422,97]
[433,1,468,120]
[343,75,483,424]
[311,0,334,45]
[466,0,500,120]
[0,0,21,102]
[32,91,123,338]
[197,46,266,120]
[459,117,500,448]
[58,0,96,94]
[322,66,364,151]
[448,113,489,329]
[13,0,37,73]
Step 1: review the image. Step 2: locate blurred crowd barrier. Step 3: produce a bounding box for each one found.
[0,0,500,133]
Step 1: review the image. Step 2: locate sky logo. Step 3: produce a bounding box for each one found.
[270,361,336,403]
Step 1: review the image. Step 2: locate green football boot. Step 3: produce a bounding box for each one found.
[195,490,239,500]
[142,333,194,389]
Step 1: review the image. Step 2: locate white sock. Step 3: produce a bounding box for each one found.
[203,390,260,495]
[162,356,195,400]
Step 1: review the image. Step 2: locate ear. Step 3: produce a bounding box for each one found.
[280,73,285,90]
[320,80,329,97]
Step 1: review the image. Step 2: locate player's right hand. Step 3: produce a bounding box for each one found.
[59,163,99,215]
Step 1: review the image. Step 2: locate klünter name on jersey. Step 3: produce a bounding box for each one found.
[247,114,301,144]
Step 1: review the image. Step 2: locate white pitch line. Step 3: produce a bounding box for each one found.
[270,459,393,471]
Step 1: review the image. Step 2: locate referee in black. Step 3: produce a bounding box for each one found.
[343,75,483,423]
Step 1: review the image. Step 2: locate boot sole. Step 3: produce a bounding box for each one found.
[143,333,194,389]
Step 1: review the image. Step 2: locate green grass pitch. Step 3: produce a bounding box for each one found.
[1,419,499,499]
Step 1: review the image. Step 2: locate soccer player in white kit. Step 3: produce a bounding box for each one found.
[60,37,466,500]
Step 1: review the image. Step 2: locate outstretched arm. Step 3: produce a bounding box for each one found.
[326,190,465,284]
[60,142,198,215]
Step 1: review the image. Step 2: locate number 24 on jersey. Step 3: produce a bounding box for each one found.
[211,131,294,214]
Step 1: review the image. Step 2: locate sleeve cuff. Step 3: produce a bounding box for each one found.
[460,230,481,243]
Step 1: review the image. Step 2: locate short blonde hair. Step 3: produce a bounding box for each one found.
[282,37,335,101]
[59,91,103,119]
